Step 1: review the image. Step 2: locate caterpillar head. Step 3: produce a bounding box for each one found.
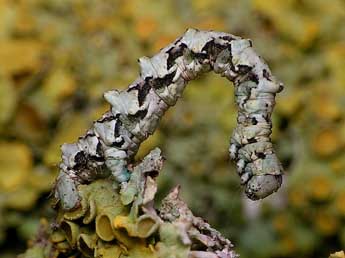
[245,174,282,200]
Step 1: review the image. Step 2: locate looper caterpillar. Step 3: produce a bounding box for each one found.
[54,28,284,210]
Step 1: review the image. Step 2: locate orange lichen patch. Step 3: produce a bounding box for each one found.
[308,175,333,201]
[134,17,158,41]
[0,142,32,191]
[314,211,339,236]
[0,40,43,75]
[311,128,341,158]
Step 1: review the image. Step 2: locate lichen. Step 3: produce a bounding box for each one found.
[21,149,238,258]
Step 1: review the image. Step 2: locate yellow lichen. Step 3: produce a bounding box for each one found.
[0,142,32,192]
[330,251,345,258]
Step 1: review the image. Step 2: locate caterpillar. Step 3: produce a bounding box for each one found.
[54,28,284,211]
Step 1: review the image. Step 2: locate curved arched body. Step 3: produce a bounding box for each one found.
[55,29,284,210]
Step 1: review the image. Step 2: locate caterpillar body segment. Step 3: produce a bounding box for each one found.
[55,28,284,210]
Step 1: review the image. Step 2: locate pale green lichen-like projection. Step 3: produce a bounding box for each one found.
[20,148,238,258]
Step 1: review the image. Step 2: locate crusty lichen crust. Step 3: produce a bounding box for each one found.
[54,28,284,211]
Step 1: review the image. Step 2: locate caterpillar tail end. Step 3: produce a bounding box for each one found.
[245,174,283,200]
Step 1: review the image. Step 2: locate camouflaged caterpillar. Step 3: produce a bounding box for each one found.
[54,29,284,211]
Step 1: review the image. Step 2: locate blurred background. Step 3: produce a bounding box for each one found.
[0,0,345,257]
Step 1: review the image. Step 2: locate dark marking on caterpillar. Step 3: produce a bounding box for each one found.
[97,115,116,123]
[74,151,88,170]
[128,80,152,106]
[80,132,96,139]
[257,152,266,159]
[111,138,125,148]
[247,138,257,144]
[166,43,188,69]
[201,39,215,54]
[263,69,272,81]
[201,40,217,67]
[220,35,235,41]
[248,72,259,84]
[248,40,253,47]
[237,64,252,75]
[89,155,104,162]
[114,119,122,138]
[128,109,148,120]
[149,71,176,90]
[96,142,103,156]
[138,81,152,106]
[190,50,208,63]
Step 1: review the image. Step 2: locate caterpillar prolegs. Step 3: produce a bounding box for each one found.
[54,28,284,211]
